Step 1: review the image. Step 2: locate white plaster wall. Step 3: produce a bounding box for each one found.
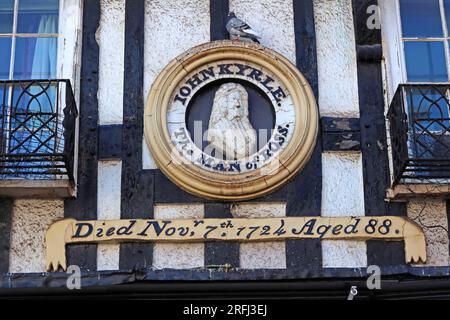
[58,0,83,98]
[321,152,367,268]
[153,204,205,269]
[321,153,365,217]
[314,0,360,117]
[142,140,157,169]
[231,203,286,269]
[229,0,296,64]
[408,199,449,267]
[142,0,210,169]
[97,160,122,270]
[380,1,404,184]
[97,0,125,125]
[58,0,83,184]
[322,241,367,268]
[380,0,404,105]
[9,200,64,273]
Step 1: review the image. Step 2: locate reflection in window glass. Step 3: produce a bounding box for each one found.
[0,38,12,79]
[13,37,57,79]
[400,0,443,37]
[17,0,59,34]
[406,88,450,158]
[408,88,449,122]
[11,85,56,113]
[445,0,450,31]
[0,0,14,33]
[9,83,57,155]
[0,84,4,106]
[404,41,448,82]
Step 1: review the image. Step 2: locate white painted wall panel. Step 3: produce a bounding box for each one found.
[314,0,360,117]
[97,160,122,270]
[321,153,365,217]
[153,204,205,269]
[231,203,286,269]
[408,199,449,266]
[142,0,210,169]
[322,241,367,268]
[229,0,296,64]
[380,0,404,104]
[321,152,366,268]
[97,0,125,125]
[58,0,83,98]
[58,0,83,184]
[9,200,64,273]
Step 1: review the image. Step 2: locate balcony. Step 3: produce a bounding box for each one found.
[0,80,78,198]
[387,84,450,199]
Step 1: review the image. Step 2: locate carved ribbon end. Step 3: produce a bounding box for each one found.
[45,219,75,272]
[404,234,427,265]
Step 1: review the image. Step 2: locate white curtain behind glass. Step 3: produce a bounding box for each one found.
[23,14,58,156]
[31,15,57,79]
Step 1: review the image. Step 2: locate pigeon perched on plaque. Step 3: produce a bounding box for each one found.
[226,12,260,44]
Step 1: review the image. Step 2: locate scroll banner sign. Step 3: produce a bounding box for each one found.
[45,216,426,271]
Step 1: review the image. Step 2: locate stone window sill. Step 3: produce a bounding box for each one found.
[387,184,450,201]
[0,180,75,198]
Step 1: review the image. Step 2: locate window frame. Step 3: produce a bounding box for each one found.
[0,0,60,81]
[56,0,83,187]
[0,0,82,188]
[396,0,450,125]
[382,0,450,101]
[399,0,450,83]
[0,0,83,92]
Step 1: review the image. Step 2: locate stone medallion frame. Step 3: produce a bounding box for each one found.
[144,41,318,201]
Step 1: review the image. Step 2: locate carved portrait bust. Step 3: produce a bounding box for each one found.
[206,83,257,159]
[145,42,318,200]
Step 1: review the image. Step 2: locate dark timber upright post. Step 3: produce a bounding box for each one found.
[286,0,322,270]
[63,0,100,272]
[98,125,123,160]
[210,0,229,41]
[352,0,406,266]
[204,204,239,267]
[0,199,13,273]
[120,0,154,270]
[205,0,239,268]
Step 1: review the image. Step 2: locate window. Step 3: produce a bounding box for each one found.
[399,0,450,82]
[0,0,80,196]
[384,1,450,186]
[0,0,59,80]
[0,0,61,178]
[398,0,450,128]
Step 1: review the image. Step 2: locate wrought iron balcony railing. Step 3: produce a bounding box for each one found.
[0,80,78,181]
[388,84,450,186]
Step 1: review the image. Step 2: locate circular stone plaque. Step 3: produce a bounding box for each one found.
[144,41,318,201]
